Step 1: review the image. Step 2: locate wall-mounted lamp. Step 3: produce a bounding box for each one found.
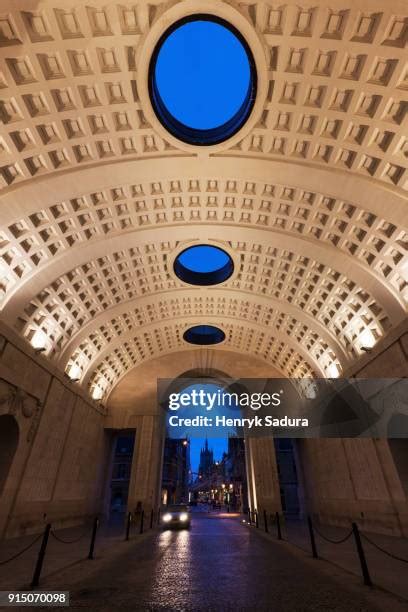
[327,363,340,378]
[92,385,104,401]
[31,329,48,353]
[358,328,376,353]
[66,363,82,382]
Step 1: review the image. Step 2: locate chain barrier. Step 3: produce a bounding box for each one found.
[361,533,408,564]
[2,510,158,588]
[0,533,42,566]
[312,523,353,545]
[50,528,89,545]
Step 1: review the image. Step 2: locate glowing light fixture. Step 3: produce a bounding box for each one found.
[31,329,47,352]
[298,378,317,400]
[67,363,82,381]
[327,363,340,378]
[92,385,104,401]
[358,328,376,351]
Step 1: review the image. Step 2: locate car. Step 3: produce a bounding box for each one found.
[161,504,191,529]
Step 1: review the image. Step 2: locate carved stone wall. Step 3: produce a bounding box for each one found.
[0,325,107,538]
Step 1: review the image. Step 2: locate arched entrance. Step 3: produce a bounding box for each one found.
[389,440,408,499]
[159,369,249,514]
[0,415,19,497]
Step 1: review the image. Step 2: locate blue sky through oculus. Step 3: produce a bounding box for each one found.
[177,245,230,274]
[155,20,251,129]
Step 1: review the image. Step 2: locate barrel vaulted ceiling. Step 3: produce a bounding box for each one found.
[0,0,407,402]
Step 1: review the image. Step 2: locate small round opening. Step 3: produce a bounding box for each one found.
[183,325,226,345]
[149,15,257,145]
[174,245,234,286]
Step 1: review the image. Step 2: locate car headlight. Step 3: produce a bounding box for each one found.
[179,512,188,522]
[162,513,172,522]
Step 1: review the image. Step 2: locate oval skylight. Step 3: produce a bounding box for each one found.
[183,325,226,345]
[174,245,234,286]
[149,15,257,145]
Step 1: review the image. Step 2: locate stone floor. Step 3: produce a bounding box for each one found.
[2,514,407,612]
[0,516,129,591]
[282,517,408,602]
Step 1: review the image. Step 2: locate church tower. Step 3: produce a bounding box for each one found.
[198,439,214,477]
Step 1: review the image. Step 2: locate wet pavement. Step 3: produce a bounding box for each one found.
[22,514,406,612]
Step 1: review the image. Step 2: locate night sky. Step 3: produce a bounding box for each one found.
[189,437,228,474]
[165,383,240,473]
[178,245,230,274]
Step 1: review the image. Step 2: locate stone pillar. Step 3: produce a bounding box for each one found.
[247,437,281,515]
[245,437,256,512]
[373,439,408,537]
[127,415,164,516]
[299,437,408,535]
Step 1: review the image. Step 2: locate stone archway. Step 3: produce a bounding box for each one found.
[159,367,249,510]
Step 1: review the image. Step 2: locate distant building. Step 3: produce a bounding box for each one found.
[225,437,247,511]
[198,438,214,478]
[190,437,248,511]
[161,438,190,505]
[110,434,135,515]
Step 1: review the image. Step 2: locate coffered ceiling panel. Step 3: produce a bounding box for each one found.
[0,0,406,404]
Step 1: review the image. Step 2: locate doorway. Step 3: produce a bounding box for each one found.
[107,432,135,523]
[389,439,408,498]
[161,435,248,514]
[0,415,19,497]
[274,438,300,516]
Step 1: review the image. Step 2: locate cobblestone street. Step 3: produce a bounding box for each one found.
[2,515,403,612]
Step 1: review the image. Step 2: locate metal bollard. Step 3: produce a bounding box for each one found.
[263,509,269,533]
[247,509,251,524]
[31,523,51,588]
[125,512,132,541]
[150,508,154,530]
[307,516,318,559]
[352,522,372,586]
[275,512,282,540]
[157,508,161,526]
[88,516,99,560]
[255,510,259,528]
[139,509,144,534]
